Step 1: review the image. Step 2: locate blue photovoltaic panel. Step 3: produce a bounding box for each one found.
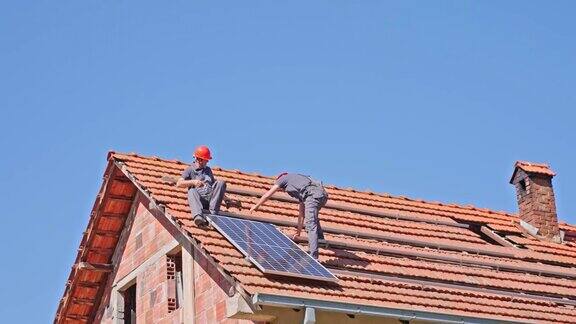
[207,214,338,282]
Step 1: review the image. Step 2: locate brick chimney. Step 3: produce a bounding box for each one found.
[510,161,561,242]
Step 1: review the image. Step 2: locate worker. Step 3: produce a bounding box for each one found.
[177,145,236,226]
[250,173,329,259]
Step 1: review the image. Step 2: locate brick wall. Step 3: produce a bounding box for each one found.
[513,170,560,239]
[134,254,183,324]
[95,198,182,324]
[115,201,175,280]
[192,251,265,324]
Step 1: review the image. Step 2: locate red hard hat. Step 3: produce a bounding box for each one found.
[194,145,212,160]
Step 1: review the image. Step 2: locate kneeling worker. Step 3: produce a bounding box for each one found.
[250,173,329,259]
[177,145,232,227]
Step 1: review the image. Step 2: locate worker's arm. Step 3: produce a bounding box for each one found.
[177,167,204,189]
[250,185,280,212]
[295,202,305,237]
[176,178,203,189]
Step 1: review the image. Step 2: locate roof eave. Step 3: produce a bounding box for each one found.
[252,293,526,324]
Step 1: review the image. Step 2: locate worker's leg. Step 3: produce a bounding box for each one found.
[316,194,328,241]
[304,196,322,259]
[208,180,227,214]
[308,186,328,242]
[188,189,208,226]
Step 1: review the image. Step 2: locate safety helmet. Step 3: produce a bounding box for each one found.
[194,145,212,160]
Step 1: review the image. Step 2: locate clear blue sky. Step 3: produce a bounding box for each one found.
[1,1,575,322]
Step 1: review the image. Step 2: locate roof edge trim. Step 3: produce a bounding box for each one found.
[252,293,524,324]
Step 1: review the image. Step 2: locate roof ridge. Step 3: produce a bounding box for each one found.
[513,160,556,177]
[108,151,539,222]
[516,160,551,168]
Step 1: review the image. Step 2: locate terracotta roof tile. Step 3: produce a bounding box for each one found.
[106,152,576,323]
[515,161,556,177]
[508,235,576,260]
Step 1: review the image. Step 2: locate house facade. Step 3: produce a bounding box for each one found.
[55,152,576,323]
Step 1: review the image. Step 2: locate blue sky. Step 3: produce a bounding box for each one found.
[1,1,575,322]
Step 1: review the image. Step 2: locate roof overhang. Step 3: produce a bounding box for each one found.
[252,293,526,324]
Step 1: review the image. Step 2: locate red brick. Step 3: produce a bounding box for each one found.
[206,306,216,323]
[215,300,227,321]
[195,295,207,313]
[153,300,168,320]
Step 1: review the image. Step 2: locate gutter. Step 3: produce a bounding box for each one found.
[252,293,527,324]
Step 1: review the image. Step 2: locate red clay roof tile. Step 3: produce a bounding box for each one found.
[515,161,556,177]
[97,152,576,323]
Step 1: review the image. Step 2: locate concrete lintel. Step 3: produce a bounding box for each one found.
[112,239,179,290]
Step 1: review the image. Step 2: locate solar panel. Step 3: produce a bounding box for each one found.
[206,214,338,282]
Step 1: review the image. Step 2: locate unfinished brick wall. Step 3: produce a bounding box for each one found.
[130,254,183,324]
[95,198,181,324]
[192,244,266,324]
[115,201,175,280]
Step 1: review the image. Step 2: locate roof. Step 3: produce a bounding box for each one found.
[57,152,576,323]
[510,161,556,183]
[55,161,137,323]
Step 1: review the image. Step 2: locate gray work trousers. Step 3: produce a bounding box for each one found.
[303,186,328,259]
[187,180,227,217]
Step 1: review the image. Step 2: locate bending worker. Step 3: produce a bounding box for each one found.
[250,173,329,259]
[177,145,233,227]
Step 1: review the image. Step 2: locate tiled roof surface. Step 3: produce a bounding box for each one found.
[560,222,576,243]
[515,161,556,177]
[107,153,576,323]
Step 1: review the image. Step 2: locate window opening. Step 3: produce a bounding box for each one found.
[167,252,183,312]
[123,283,137,324]
[519,179,528,195]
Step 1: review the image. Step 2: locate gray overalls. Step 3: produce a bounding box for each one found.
[181,163,227,218]
[276,174,329,259]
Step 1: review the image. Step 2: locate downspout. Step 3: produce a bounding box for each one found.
[303,307,316,324]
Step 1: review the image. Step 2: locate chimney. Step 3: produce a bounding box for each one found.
[510,161,561,242]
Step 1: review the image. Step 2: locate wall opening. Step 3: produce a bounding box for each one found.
[123,283,137,324]
[167,251,183,313]
[519,179,528,195]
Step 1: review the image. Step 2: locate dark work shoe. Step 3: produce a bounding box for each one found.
[224,199,242,210]
[193,215,208,227]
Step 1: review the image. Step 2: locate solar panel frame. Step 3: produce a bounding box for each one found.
[206,214,338,282]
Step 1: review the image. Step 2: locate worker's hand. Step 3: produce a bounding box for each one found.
[191,180,204,188]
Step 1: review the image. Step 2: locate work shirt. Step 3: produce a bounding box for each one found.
[181,162,215,189]
[275,173,320,202]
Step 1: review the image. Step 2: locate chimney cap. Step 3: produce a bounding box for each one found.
[510,161,556,184]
